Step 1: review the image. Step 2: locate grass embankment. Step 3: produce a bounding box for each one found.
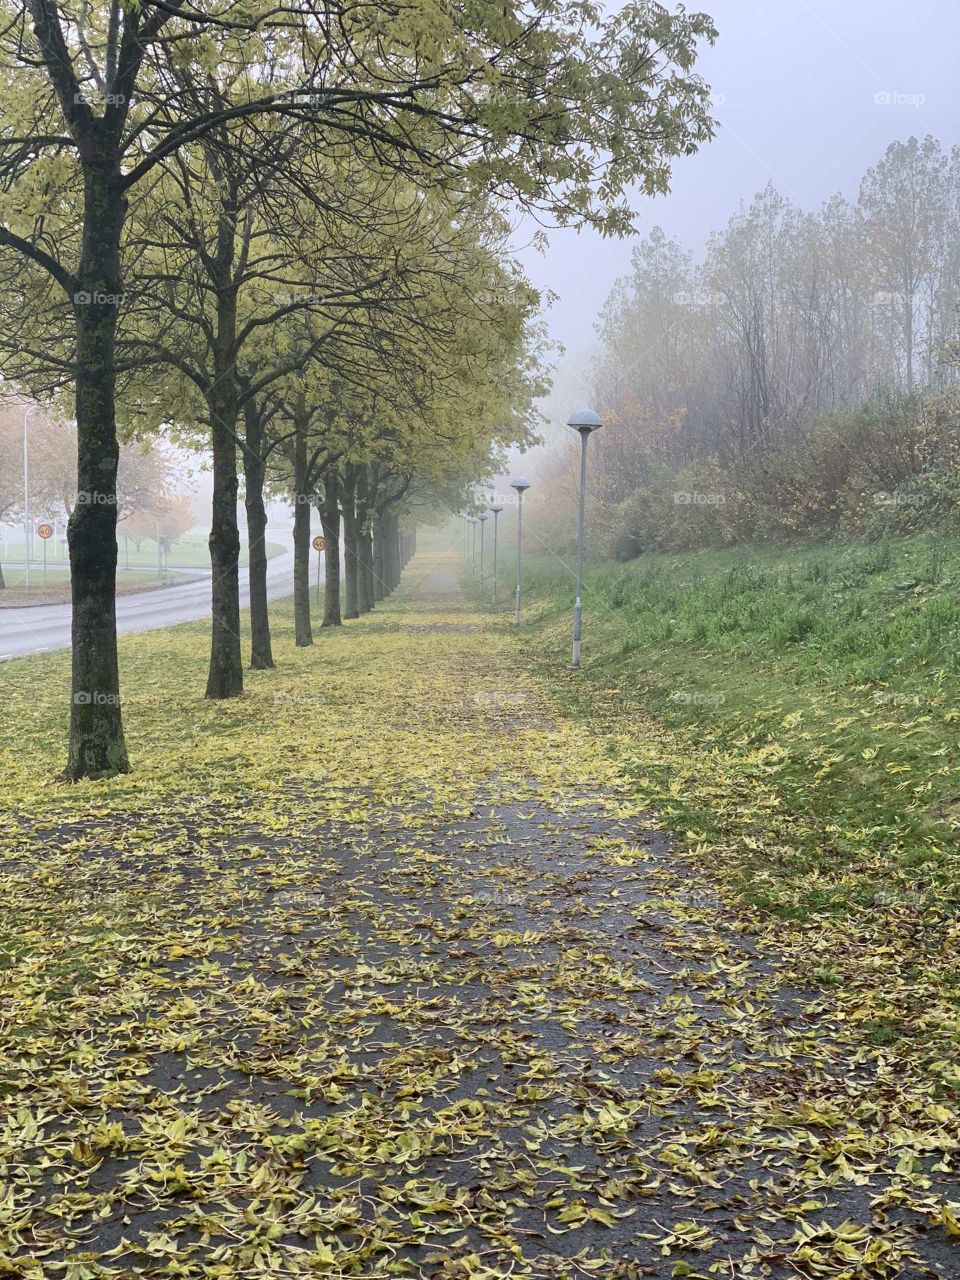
[518,533,960,919]
[500,534,960,1060]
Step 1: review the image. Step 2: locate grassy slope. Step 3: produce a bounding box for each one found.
[512,533,960,920]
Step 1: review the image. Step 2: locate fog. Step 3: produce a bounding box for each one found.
[520,0,960,370]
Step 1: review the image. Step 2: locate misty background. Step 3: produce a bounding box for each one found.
[520,0,960,451]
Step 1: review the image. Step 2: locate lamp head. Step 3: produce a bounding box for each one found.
[567,409,603,435]
[510,477,531,493]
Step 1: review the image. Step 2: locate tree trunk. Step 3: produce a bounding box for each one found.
[206,380,243,697]
[65,163,129,779]
[0,559,5,589]
[341,469,359,620]
[373,513,386,602]
[320,466,342,627]
[205,205,244,700]
[389,514,402,589]
[356,468,374,613]
[292,409,313,646]
[359,522,375,613]
[242,398,274,669]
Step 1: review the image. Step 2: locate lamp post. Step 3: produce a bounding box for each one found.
[22,403,38,593]
[510,478,530,624]
[567,409,602,669]
[489,503,504,605]
[470,518,478,573]
[477,511,489,585]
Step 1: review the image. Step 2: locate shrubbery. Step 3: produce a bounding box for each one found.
[595,389,960,558]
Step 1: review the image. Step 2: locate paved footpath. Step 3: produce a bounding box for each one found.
[0,556,955,1278]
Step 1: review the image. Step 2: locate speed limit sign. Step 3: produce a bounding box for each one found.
[37,523,53,540]
[312,536,326,552]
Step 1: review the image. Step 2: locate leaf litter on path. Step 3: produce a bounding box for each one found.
[0,555,956,1277]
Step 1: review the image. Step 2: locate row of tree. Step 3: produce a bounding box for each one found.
[0,0,718,777]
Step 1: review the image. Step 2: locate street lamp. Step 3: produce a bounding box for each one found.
[567,409,602,669]
[22,403,37,593]
[510,477,530,624]
[489,503,504,605]
[477,511,489,585]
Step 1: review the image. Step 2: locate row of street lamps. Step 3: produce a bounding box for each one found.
[465,408,602,669]
[465,476,529,617]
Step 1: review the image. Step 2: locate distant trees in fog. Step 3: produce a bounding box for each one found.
[594,136,960,497]
[578,136,960,551]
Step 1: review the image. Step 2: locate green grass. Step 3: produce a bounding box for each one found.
[117,533,286,568]
[511,532,960,919]
[1,567,161,589]
[1,532,286,570]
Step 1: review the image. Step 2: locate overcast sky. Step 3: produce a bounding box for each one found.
[518,0,960,375]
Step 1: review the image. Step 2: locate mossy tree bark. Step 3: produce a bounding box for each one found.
[292,401,313,647]
[320,465,342,627]
[205,421,243,689]
[241,394,274,670]
[355,467,375,613]
[206,388,243,697]
[341,465,360,620]
[373,513,387,602]
[359,522,375,612]
[205,194,244,699]
[65,161,129,779]
[386,512,401,590]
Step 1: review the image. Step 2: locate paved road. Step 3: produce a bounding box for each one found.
[0,545,296,661]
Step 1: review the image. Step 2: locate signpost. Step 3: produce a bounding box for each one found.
[313,536,326,605]
[37,523,53,585]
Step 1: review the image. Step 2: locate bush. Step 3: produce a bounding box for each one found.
[586,388,960,556]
